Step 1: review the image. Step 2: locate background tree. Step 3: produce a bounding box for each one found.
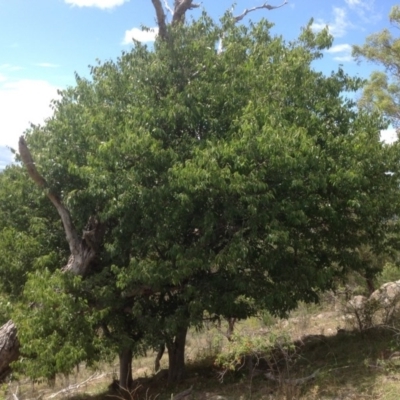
[353,5,400,129]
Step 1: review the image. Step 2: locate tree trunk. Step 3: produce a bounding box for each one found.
[154,342,165,372]
[166,325,188,383]
[0,320,19,382]
[119,348,133,392]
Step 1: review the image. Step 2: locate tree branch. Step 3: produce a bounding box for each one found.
[234,1,288,22]
[18,136,103,276]
[162,0,174,16]
[151,0,169,40]
[18,136,81,258]
[172,0,200,25]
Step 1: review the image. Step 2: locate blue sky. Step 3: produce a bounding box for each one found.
[0,0,397,169]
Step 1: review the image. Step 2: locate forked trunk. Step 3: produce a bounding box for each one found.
[0,320,19,382]
[119,348,133,392]
[166,325,188,383]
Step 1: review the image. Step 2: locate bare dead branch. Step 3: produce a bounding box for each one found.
[151,0,168,40]
[46,373,107,399]
[17,136,47,188]
[172,0,200,25]
[18,136,103,276]
[234,1,288,22]
[162,0,174,16]
[18,137,81,256]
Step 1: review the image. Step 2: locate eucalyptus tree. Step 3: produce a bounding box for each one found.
[353,5,400,129]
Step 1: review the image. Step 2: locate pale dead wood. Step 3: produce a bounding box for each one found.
[151,1,287,43]
[45,372,107,399]
[234,1,288,22]
[162,0,174,16]
[172,0,200,25]
[151,0,200,40]
[18,137,80,260]
[172,385,193,400]
[265,368,320,385]
[18,136,104,276]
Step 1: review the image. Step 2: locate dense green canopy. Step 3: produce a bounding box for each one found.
[1,10,400,383]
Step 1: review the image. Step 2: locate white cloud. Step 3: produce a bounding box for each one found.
[326,44,352,53]
[326,44,353,62]
[35,63,60,68]
[345,0,373,10]
[0,80,60,149]
[65,0,129,9]
[345,0,362,6]
[0,73,7,82]
[312,7,353,38]
[345,0,380,24]
[333,55,353,62]
[122,27,158,44]
[0,64,23,72]
[381,128,398,144]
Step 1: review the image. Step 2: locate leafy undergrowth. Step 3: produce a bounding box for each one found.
[5,306,400,399]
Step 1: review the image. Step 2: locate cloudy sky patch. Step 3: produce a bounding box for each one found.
[65,0,129,9]
[0,80,59,149]
[122,27,158,44]
[326,43,353,62]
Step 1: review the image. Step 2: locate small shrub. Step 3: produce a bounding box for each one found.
[260,310,277,327]
[215,332,295,378]
[377,263,400,288]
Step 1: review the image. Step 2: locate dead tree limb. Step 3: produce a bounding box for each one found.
[151,0,169,40]
[162,0,174,16]
[18,136,104,276]
[151,0,200,40]
[234,1,288,22]
[264,369,320,385]
[172,0,200,25]
[151,1,287,42]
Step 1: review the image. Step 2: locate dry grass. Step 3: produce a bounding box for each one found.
[4,296,400,400]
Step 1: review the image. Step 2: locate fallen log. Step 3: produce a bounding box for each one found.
[264,369,320,385]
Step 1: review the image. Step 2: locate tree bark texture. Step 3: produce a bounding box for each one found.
[0,320,19,382]
[118,348,133,392]
[166,325,188,383]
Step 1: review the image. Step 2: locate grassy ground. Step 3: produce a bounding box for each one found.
[4,297,400,400]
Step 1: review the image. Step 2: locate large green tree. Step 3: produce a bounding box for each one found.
[2,0,400,388]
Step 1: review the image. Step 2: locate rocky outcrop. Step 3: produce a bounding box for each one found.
[346,280,400,330]
[0,320,19,382]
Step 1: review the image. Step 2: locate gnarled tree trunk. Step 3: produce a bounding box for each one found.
[18,137,104,277]
[0,320,19,382]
